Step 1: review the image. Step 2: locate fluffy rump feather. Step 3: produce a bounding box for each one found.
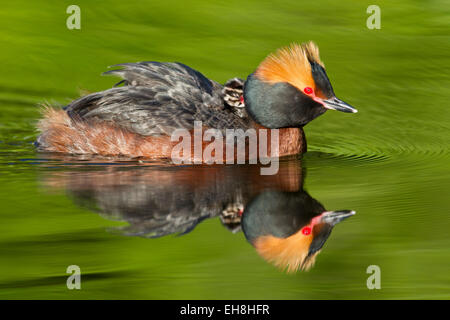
[36,107,173,158]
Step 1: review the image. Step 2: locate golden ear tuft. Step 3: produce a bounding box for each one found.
[301,41,324,68]
[255,41,324,92]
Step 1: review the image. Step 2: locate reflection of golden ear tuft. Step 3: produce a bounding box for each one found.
[254,228,320,273]
[299,250,320,272]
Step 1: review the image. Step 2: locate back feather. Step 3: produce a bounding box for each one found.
[64,62,249,136]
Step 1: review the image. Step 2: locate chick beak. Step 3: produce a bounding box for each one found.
[321,97,358,113]
[320,210,356,226]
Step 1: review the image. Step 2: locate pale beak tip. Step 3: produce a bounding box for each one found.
[321,97,358,114]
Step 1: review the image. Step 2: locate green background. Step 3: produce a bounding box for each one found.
[0,0,449,299]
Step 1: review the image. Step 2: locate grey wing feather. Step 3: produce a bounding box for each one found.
[65,62,249,136]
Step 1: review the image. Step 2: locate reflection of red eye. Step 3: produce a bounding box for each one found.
[301,226,312,235]
[239,95,244,103]
[304,87,313,95]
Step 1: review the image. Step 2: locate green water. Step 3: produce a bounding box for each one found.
[0,0,449,299]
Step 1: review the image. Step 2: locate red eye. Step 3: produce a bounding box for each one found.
[239,95,244,103]
[304,87,313,95]
[301,226,312,235]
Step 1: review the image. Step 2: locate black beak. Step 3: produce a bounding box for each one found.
[322,97,358,113]
[320,210,356,226]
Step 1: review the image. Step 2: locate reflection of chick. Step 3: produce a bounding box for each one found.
[220,199,244,234]
[242,190,354,272]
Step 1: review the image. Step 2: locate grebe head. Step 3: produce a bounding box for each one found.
[243,41,357,129]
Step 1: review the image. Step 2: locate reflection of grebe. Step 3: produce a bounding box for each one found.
[36,42,356,161]
[40,159,354,272]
